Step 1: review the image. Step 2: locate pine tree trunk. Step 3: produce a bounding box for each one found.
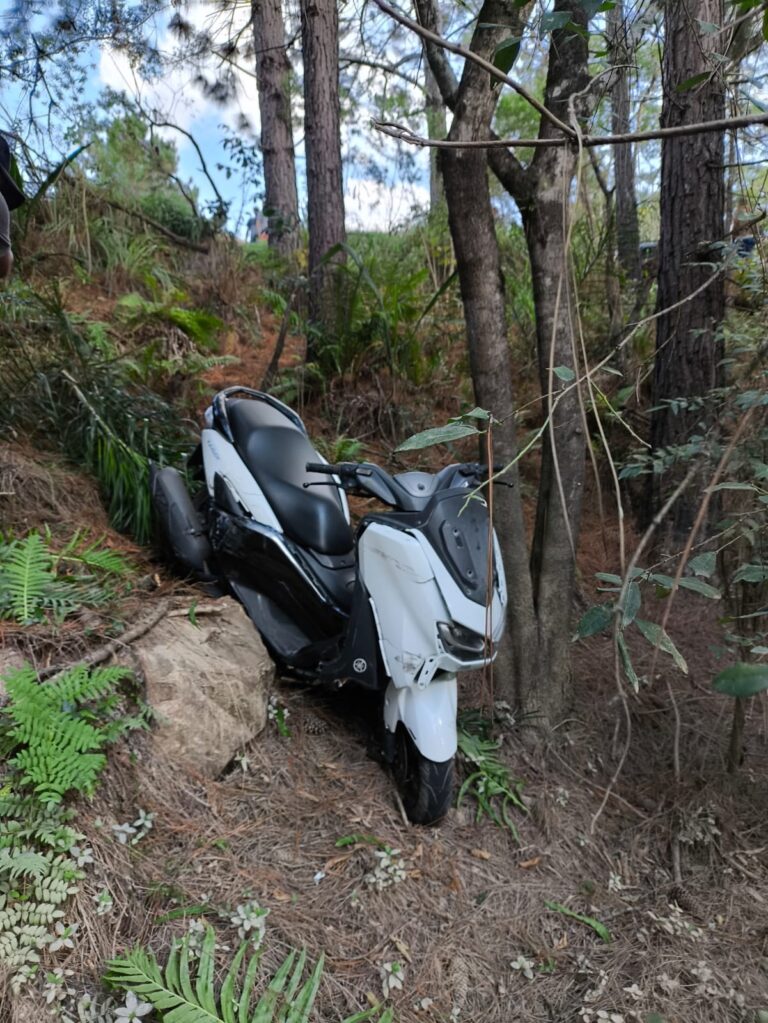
[252,0,300,257]
[300,0,346,340]
[607,0,641,289]
[648,0,726,536]
[425,64,446,215]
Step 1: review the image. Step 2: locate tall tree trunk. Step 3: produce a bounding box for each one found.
[425,64,446,215]
[607,0,641,290]
[419,0,591,724]
[300,0,346,341]
[520,5,590,722]
[648,0,726,536]
[252,0,300,258]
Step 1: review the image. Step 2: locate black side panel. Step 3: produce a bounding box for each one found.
[150,466,217,582]
[210,510,347,640]
[315,581,383,689]
[230,582,312,662]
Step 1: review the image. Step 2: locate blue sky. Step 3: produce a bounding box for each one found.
[1,0,431,234]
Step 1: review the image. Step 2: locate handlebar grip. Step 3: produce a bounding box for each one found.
[305,462,336,474]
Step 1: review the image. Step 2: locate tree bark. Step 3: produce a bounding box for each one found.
[607,0,641,289]
[300,0,346,340]
[425,63,446,214]
[648,0,726,536]
[421,0,592,724]
[252,0,300,258]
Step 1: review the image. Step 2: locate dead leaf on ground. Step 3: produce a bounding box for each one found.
[471,848,491,860]
[519,856,541,869]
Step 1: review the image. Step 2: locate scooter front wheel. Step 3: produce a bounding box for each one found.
[393,724,454,825]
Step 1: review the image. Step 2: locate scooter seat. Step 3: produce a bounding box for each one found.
[227,399,354,556]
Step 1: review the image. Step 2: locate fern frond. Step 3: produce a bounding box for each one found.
[106,929,394,1023]
[54,530,133,577]
[0,534,53,623]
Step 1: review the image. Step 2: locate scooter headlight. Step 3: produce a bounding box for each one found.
[437,621,487,658]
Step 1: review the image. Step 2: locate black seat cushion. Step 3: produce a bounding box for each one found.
[227,399,353,556]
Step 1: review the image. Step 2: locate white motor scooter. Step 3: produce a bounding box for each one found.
[151,387,507,823]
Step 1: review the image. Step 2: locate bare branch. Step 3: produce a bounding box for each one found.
[373,109,768,149]
[413,0,459,109]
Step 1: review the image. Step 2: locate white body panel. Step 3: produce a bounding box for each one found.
[359,521,505,698]
[384,677,458,761]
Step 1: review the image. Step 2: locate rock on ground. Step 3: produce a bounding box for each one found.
[133,597,273,777]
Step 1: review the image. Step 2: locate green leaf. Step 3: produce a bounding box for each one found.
[574,604,613,639]
[459,407,491,421]
[395,422,480,452]
[713,662,768,697]
[540,10,573,34]
[553,365,576,382]
[689,552,717,578]
[595,572,623,585]
[617,632,639,692]
[733,564,768,584]
[544,901,612,942]
[634,619,688,674]
[677,577,720,599]
[676,71,711,92]
[493,35,522,75]
[622,582,642,627]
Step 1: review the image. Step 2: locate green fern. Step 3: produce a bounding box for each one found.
[0,533,52,623]
[2,664,132,805]
[105,926,394,1023]
[50,528,132,577]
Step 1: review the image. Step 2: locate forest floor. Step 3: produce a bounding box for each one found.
[3,431,768,1023]
[3,266,768,1023]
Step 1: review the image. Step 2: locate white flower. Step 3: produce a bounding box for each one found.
[69,845,94,868]
[622,984,644,1001]
[510,954,536,981]
[380,961,405,998]
[230,901,269,945]
[114,991,153,1020]
[658,973,681,995]
[48,921,79,952]
[112,822,138,845]
[93,888,114,915]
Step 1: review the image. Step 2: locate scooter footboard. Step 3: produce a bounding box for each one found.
[384,677,457,762]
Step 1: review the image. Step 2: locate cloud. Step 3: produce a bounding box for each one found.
[98,2,260,145]
[345,176,430,231]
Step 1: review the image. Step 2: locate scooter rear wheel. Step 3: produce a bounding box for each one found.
[393,724,454,825]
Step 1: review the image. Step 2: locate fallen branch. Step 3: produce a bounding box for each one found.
[39,598,172,681]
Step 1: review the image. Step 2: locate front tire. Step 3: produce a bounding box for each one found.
[393,724,454,825]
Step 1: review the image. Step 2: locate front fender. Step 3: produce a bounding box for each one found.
[383,677,457,762]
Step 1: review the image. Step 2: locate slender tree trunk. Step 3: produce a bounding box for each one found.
[300,0,346,341]
[648,0,726,536]
[425,64,446,214]
[607,0,641,289]
[252,0,300,257]
[521,5,590,722]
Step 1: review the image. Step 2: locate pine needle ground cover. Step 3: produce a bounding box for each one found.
[5,644,764,1023]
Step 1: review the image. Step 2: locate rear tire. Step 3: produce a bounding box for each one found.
[393,724,454,825]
